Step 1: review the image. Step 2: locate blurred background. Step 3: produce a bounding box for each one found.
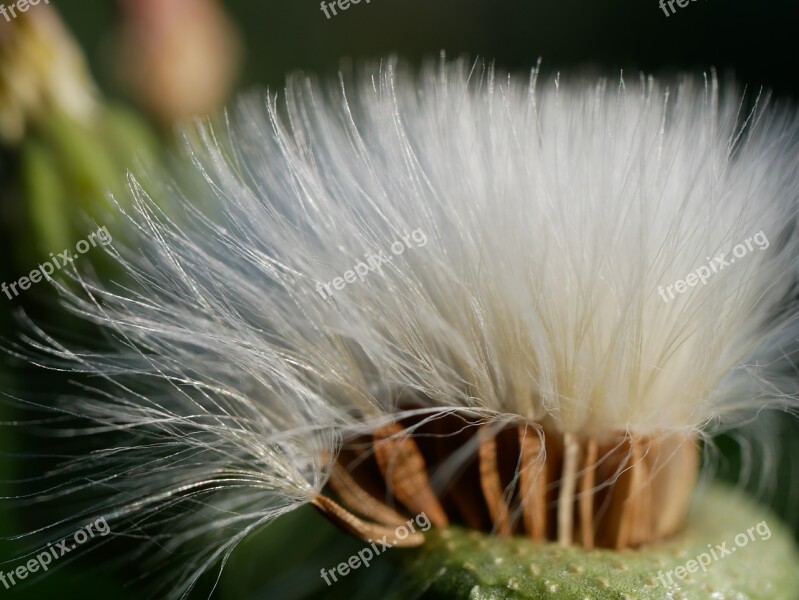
[0,0,797,598]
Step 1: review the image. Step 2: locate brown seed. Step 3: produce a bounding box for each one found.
[372,423,449,527]
[322,410,698,551]
[310,494,425,547]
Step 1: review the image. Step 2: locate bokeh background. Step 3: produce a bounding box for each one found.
[62,0,799,97]
[0,0,797,598]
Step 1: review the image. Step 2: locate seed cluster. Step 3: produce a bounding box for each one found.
[313,410,698,549]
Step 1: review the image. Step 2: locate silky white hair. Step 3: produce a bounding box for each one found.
[14,56,799,597]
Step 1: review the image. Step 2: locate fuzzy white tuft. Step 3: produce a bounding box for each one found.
[15,57,799,595]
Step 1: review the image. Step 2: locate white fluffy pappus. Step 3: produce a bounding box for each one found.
[12,57,799,596]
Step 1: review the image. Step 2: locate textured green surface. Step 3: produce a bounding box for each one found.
[406,485,799,599]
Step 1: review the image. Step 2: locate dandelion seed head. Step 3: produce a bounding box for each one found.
[17,56,799,596]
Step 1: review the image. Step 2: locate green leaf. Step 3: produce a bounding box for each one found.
[19,136,73,266]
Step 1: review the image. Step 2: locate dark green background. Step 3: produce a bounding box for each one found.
[59,0,799,98]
